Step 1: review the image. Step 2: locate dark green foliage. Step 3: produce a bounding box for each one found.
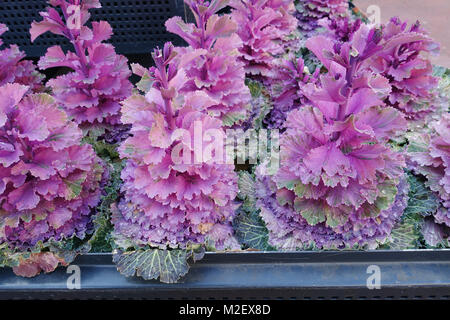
[48,237,91,263]
[233,208,274,251]
[82,125,120,160]
[405,173,440,217]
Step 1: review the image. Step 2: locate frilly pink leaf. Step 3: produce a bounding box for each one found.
[254,18,411,247]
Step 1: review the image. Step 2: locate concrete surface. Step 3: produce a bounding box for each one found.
[354,0,450,68]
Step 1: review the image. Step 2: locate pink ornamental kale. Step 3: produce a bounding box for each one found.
[295,0,349,37]
[408,114,450,227]
[165,0,250,126]
[254,28,409,249]
[0,83,104,276]
[112,43,239,250]
[230,0,298,78]
[30,0,132,126]
[367,17,440,120]
[0,24,44,91]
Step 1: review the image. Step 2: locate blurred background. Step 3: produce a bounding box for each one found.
[354,0,450,68]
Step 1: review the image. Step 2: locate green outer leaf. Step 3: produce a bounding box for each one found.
[245,80,272,130]
[82,125,120,160]
[383,172,441,250]
[405,173,440,216]
[387,217,422,250]
[233,208,273,251]
[0,235,91,273]
[89,207,114,253]
[48,237,91,264]
[0,243,21,268]
[113,248,193,283]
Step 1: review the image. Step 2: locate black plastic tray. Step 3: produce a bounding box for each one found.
[1,250,449,300]
[0,0,187,58]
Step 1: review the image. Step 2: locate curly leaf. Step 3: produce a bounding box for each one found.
[82,124,120,159]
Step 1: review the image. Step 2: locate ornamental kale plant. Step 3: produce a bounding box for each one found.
[230,0,298,79]
[0,24,44,91]
[30,0,132,126]
[112,43,239,283]
[165,0,250,126]
[0,83,104,277]
[367,17,440,120]
[253,23,410,249]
